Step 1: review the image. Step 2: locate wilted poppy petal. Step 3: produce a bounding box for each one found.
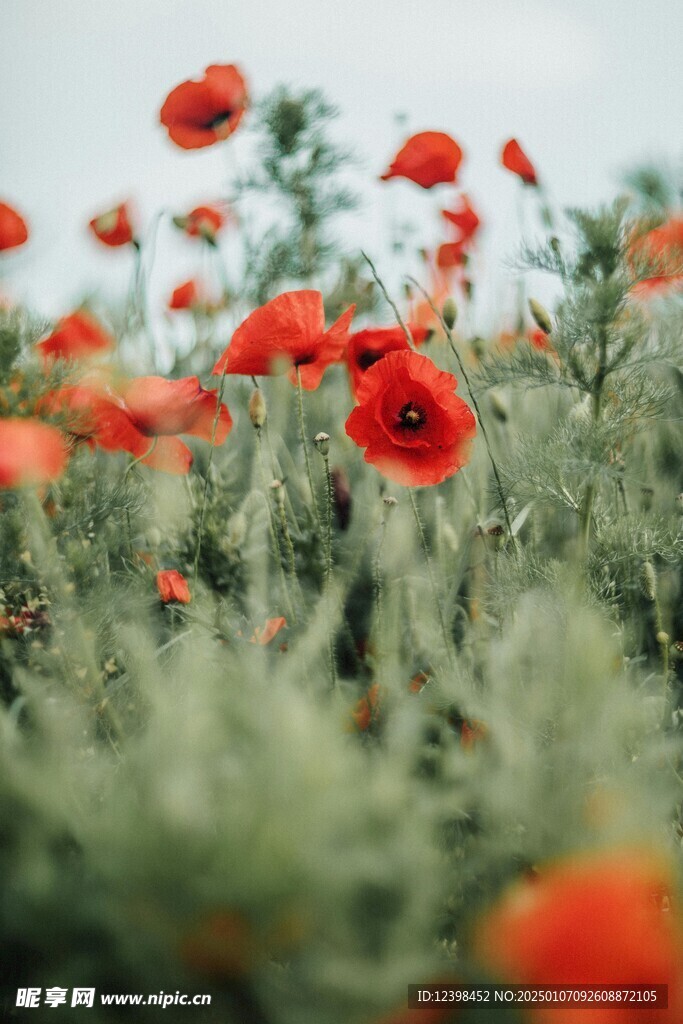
[501,138,538,185]
[36,311,114,364]
[380,132,463,189]
[0,418,67,489]
[0,201,29,251]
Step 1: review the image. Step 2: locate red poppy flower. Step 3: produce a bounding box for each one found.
[175,204,227,243]
[250,616,287,645]
[156,569,191,604]
[168,279,203,311]
[630,218,683,295]
[436,242,467,271]
[36,311,115,363]
[380,132,463,189]
[474,849,683,1023]
[442,195,481,243]
[346,324,428,397]
[0,418,67,488]
[501,138,538,186]
[88,201,136,247]
[351,682,383,732]
[0,201,29,251]
[346,350,476,487]
[160,64,248,150]
[117,375,232,445]
[43,384,194,476]
[213,290,356,390]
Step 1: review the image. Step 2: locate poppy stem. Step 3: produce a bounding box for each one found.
[361,251,417,351]
[256,428,297,624]
[408,488,453,664]
[123,436,158,483]
[193,366,228,584]
[321,449,337,688]
[407,278,516,548]
[295,368,322,532]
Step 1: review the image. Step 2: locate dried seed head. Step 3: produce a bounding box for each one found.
[249,389,267,429]
[640,561,657,601]
[442,297,458,330]
[313,432,330,457]
[528,298,553,335]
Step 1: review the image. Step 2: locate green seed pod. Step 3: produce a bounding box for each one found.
[442,297,458,330]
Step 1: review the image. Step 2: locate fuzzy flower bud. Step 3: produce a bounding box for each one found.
[270,479,285,505]
[640,561,657,602]
[442,297,458,330]
[383,496,398,511]
[528,298,553,335]
[249,389,267,429]
[489,391,509,423]
[313,432,330,457]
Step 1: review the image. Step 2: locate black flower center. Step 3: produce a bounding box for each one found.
[397,401,426,431]
[207,110,235,130]
[357,350,382,371]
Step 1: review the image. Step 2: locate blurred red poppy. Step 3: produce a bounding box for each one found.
[474,849,683,1023]
[0,201,29,251]
[436,242,467,271]
[213,290,355,390]
[168,280,203,311]
[88,201,136,247]
[351,682,383,732]
[0,418,67,488]
[156,569,191,604]
[160,64,248,150]
[381,132,463,189]
[346,350,476,487]
[501,139,538,186]
[630,218,683,295]
[346,324,429,396]
[250,617,287,645]
[36,311,114,363]
[175,204,227,243]
[118,375,232,445]
[442,195,481,243]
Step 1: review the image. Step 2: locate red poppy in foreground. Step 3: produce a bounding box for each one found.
[88,201,136,247]
[175,204,227,243]
[0,201,29,251]
[501,138,538,186]
[346,350,476,487]
[36,311,115,363]
[474,849,683,1023]
[630,217,683,296]
[160,64,248,150]
[0,418,67,489]
[156,570,191,604]
[346,324,429,396]
[381,132,463,189]
[213,290,355,390]
[118,375,232,445]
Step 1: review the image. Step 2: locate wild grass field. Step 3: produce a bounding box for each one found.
[1,62,683,1024]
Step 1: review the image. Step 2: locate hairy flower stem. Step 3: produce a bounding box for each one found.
[373,516,388,679]
[193,365,228,584]
[361,251,417,351]
[256,429,297,623]
[579,327,609,561]
[408,278,516,547]
[295,368,322,531]
[321,450,337,688]
[409,488,453,663]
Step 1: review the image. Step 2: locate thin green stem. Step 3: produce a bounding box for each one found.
[256,429,297,624]
[322,451,337,688]
[409,488,453,663]
[193,365,229,584]
[361,251,417,351]
[295,368,321,531]
[408,277,516,546]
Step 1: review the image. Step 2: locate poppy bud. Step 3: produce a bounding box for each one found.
[383,496,398,510]
[442,297,458,330]
[528,298,553,335]
[489,391,509,423]
[656,631,669,647]
[249,389,267,428]
[172,215,189,231]
[640,561,657,601]
[331,467,351,531]
[470,336,486,360]
[270,479,285,505]
[550,236,562,255]
[313,431,330,457]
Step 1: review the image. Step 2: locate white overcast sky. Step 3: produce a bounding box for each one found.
[1,0,682,327]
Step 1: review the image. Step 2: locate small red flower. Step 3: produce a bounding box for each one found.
[442,194,481,243]
[213,290,355,390]
[88,201,136,247]
[176,204,227,243]
[474,849,683,1023]
[36,311,114,363]
[160,64,248,150]
[630,217,683,295]
[346,324,429,397]
[0,418,67,489]
[0,201,29,251]
[345,349,476,487]
[169,279,202,311]
[250,617,287,645]
[501,138,538,186]
[380,132,463,189]
[436,242,467,270]
[117,375,232,445]
[156,569,191,604]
